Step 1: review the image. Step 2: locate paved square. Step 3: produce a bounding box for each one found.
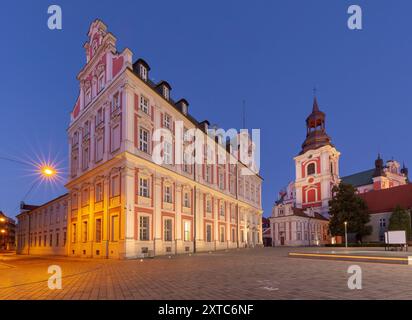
[1,247,411,300]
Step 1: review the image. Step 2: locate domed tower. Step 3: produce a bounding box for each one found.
[301,97,333,154]
[294,97,340,217]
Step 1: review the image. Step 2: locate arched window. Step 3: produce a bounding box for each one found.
[307,163,316,176]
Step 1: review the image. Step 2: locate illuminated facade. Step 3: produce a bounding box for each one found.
[16,195,68,255]
[65,20,263,259]
[270,97,409,247]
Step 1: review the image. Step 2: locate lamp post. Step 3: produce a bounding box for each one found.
[344,221,348,248]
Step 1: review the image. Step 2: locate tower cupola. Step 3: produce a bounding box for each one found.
[300,97,333,154]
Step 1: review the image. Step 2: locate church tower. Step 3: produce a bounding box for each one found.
[293,97,340,217]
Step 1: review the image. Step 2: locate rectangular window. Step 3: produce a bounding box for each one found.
[139,128,149,153]
[44,235,47,246]
[231,228,235,242]
[140,95,149,114]
[164,114,171,129]
[184,221,191,242]
[96,108,104,126]
[220,226,225,242]
[49,234,53,247]
[82,188,89,207]
[63,231,66,246]
[95,183,103,202]
[110,176,120,198]
[98,73,105,92]
[218,168,224,190]
[111,124,121,152]
[85,89,91,106]
[82,147,89,170]
[241,231,244,243]
[219,202,225,217]
[139,178,150,198]
[183,153,191,173]
[82,221,88,243]
[72,223,77,243]
[111,215,119,242]
[112,92,120,112]
[164,219,173,242]
[95,219,102,243]
[206,165,212,183]
[164,186,172,203]
[140,65,147,81]
[139,216,150,241]
[206,198,212,213]
[183,192,190,208]
[95,136,104,162]
[56,233,60,247]
[206,224,212,242]
[164,141,172,164]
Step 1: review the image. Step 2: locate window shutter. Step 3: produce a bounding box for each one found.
[160,113,164,128]
[151,106,154,121]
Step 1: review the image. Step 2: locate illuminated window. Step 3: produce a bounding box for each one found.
[164,219,173,241]
[184,221,191,242]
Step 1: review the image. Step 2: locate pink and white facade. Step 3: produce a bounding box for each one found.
[270,97,409,247]
[65,20,263,259]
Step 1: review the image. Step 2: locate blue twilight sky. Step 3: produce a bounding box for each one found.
[1,0,412,219]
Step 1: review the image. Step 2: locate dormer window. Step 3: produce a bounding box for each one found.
[140,65,147,81]
[134,59,151,82]
[163,86,170,100]
[176,99,189,116]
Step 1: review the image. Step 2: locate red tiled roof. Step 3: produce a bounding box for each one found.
[359,184,412,214]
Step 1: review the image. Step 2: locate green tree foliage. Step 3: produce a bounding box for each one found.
[388,205,411,240]
[328,183,372,242]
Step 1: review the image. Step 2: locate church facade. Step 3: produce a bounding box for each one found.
[270,97,409,246]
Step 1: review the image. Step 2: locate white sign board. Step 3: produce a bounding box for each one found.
[385,231,407,245]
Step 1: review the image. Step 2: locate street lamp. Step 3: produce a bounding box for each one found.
[344,221,348,248]
[40,165,57,178]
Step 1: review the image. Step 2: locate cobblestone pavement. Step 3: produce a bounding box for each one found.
[0,247,411,300]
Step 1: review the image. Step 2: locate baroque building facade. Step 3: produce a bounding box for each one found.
[270,97,409,246]
[17,20,263,259]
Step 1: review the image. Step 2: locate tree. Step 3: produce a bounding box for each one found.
[328,182,372,242]
[388,205,411,240]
